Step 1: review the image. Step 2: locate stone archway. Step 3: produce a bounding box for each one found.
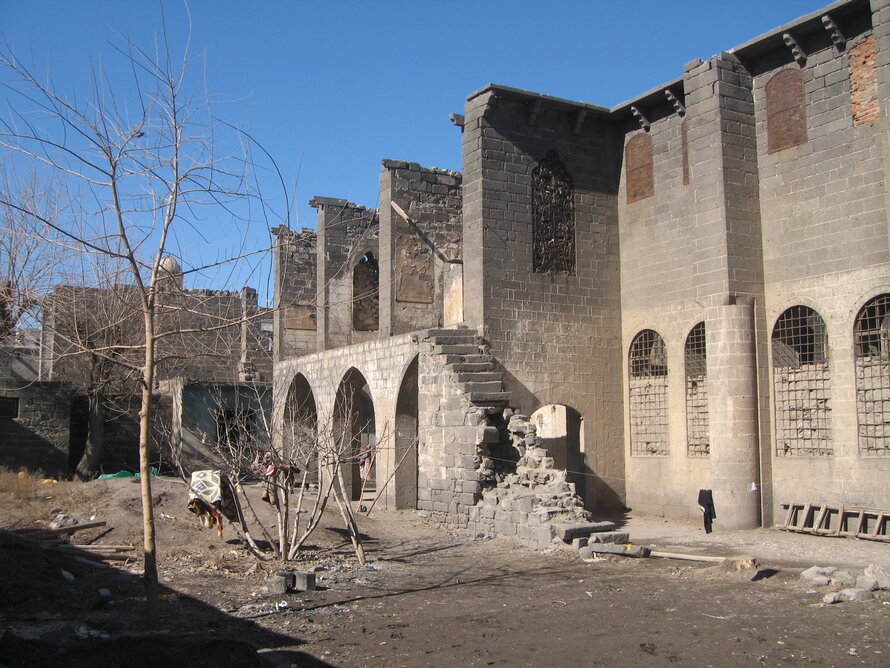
[531,404,585,506]
[283,373,318,481]
[394,356,418,509]
[334,368,375,501]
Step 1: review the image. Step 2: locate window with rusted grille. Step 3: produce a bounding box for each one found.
[771,306,832,456]
[629,329,668,456]
[531,150,575,275]
[685,323,708,456]
[854,294,890,454]
[766,68,807,153]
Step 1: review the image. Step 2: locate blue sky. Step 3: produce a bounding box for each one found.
[3,0,831,302]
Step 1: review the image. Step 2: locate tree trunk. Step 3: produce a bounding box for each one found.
[139,312,160,625]
[74,392,105,480]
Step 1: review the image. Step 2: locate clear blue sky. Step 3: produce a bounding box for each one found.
[3,0,831,302]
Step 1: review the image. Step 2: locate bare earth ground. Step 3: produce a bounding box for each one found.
[1,474,889,667]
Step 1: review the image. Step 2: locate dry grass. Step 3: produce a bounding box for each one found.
[0,467,42,502]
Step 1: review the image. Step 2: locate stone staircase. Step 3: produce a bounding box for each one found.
[424,327,512,408]
[420,327,628,552]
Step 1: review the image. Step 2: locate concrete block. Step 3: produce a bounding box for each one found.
[293,571,317,592]
[587,543,651,558]
[266,572,291,595]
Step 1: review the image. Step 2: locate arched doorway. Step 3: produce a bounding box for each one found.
[531,404,585,505]
[283,373,318,481]
[394,357,418,509]
[334,368,375,501]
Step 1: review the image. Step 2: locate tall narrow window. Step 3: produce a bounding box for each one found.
[766,68,807,153]
[625,133,654,203]
[629,329,668,456]
[772,306,831,456]
[685,323,709,456]
[352,252,379,331]
[531,150,575,275]
[854,294,890,454]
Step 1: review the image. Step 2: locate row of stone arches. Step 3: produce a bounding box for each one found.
[627,294,890,458]
[281,356,418,509]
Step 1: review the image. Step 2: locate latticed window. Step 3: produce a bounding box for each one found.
[771,306,832,456]
[685,323,708,456]
[854,294,890,454]
[629,329,668,456]
[531,150,575,275]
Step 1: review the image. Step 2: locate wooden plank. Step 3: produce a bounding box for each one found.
[783,503,796,529]
[873,513,887,538]
[832,504,844,536]
[814,505,829,533]
[800,504,812,532]
[32,521,107,536]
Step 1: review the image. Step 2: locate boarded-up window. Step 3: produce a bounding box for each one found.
[629,329,668,456]
[685,323,708,456]
[766,68,807,153]
[849,35,880,126]
[854,294,890,454]
[772,306,831,456]
[626,133,654,203]
[532,150,575,274]
[352,253,379,331]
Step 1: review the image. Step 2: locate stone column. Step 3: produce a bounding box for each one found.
[706,303,761,529]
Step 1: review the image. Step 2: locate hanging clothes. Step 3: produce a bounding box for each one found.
[698,489,716,534]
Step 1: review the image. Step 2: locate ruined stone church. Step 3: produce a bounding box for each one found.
[272,0,889,545]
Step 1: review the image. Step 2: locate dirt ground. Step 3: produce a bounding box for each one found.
[1,473,889,667]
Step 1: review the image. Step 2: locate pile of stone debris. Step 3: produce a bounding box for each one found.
[800,564,890,604]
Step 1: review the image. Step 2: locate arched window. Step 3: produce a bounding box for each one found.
[628,329,668,456]
[854,294,890,454]
[532,150,575,274]
[352,252,379,331]
[685,323,708,456]
[625,133,654,203]
[771,306,831,456]
[766,68,807,153]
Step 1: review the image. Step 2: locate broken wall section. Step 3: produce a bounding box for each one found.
[311,198,379,351]
[379,160,463,336]
[272,226,318,362]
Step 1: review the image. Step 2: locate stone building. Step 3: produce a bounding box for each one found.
[277,0,886,542]
[0,263,273,476]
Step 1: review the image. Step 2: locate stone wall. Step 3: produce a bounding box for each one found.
[461,85,625,510]
[272,226,318,361]
[378,160,463,336]
[311,198,380,351]
[0,380,70,476]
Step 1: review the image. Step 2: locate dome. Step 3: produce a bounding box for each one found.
[158,255,183,289]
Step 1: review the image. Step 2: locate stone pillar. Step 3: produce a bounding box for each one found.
[706,303,761,529]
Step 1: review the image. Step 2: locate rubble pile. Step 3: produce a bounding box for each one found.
[800,563,890,604]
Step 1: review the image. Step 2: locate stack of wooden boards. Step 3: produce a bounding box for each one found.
[0,520,136,567]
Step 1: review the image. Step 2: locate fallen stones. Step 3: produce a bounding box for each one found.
[803,564,888,603]
[864,563,890,589]
[555,522,617,542]
[265,570,317,594]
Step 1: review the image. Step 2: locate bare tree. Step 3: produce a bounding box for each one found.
[175,379,379,566]
[0,30,275,622]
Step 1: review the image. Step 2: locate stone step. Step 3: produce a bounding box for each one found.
[468,391,511,404]
[461,354,494,364]
[433,344,483,355]
[429,334,482,346]
[461,380,503,393]
[456,371,503,383]
[553,521,618,543]
[424,327,472,338]
[451,361,495,373]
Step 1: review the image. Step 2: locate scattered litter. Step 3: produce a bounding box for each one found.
[703,614,734,620]
[551,600,567,606]
[98,588,110,597]
[159,513,176,520]
[586,592,593,597]
[60,570,74,583]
